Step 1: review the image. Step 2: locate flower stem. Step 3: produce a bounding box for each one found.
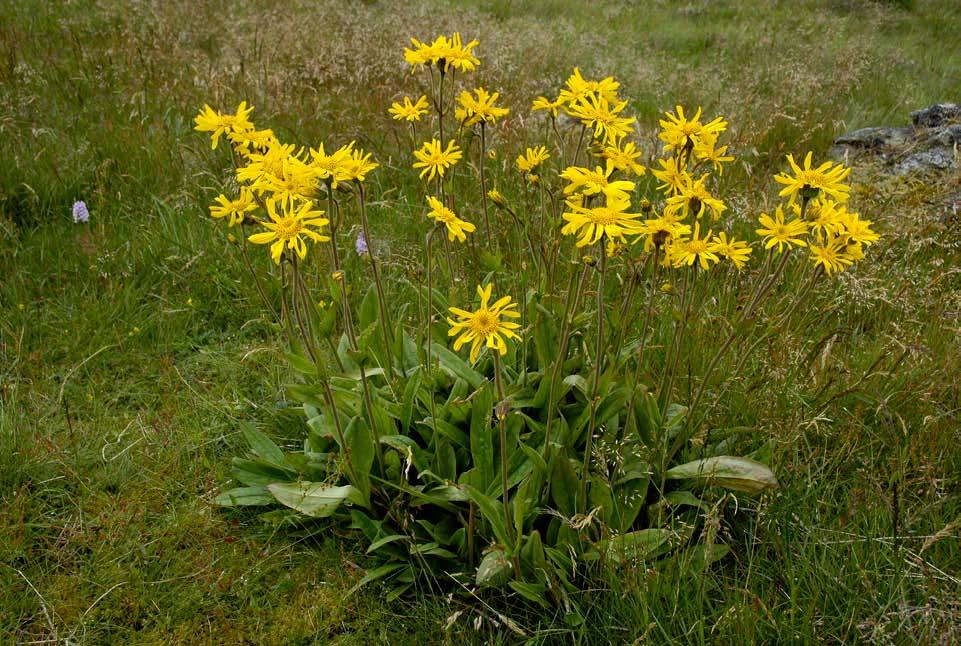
[479,122,493,246]
[356,182,395,378]
[581,238,608,509]
[492,352,515,546]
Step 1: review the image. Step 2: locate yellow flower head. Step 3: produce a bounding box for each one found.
[487,188,507,208]
[236,140,298,187]
[389,95,430,122]
[426,196,475,242]
[531,96,565,118]
[557,68,621,107]
[774,152,851,204]
[228,128,276,157]
[413,139,463,181]
[249,153,318,208]
[447,283,521,363]
[809,238,854,275]
[711,231,753,269]
[664,174,727,221]
[658,105,727,155]
[455,87,509,127]
[309,141,356,188]
[651,157,688,196]
[560,162,635,200]
[209,188,258,227]
[340,147,379,183]
[515,146,550,173]
[669,222,721,270]
[562,196,643,247]
[194,101,255,150]
[599,140,646,177]
[247,199,330,264]
[567,93,636,145]
[756,205,809,252]
[639,214,692,251]
[692,133,734,174]
[404,33,479,73]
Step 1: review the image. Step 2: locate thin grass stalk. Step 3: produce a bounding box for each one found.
[356,182,395,377]
[479,122,493,246]
[542,263,591,464]
[581,237,608,508]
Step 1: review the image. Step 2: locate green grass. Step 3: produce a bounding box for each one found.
[2,0,960,643]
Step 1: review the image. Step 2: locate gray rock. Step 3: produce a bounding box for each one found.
[893,148,956,175]
[835,126,914,149]
[924,124,961,147]
[910,103,961,128]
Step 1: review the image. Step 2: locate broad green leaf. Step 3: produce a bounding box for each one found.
[214,486,275,507]
[665,456,779,494]
[550,456,579,517]
[509,581,550,608]
[594,528,676,565]
[285,352,317,376]
[267,482,365,517]
[476,548,513,587]
[470,384,495,492]
[463,485,510,547]
[359,284,378,331]
[347,563,408,596]
[344,416,374,499]
[241,423,287,466]
[231,457,295,487]
[367,534,407,553]
[431,342,484,389]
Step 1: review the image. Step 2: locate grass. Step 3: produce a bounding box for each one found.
[2,0,960,643]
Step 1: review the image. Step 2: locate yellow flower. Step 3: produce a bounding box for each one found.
[194,101,255,150]
[531,96,564,118]
[209,188,258,227]
[795,198,846,238]
[658,105,727,155]
[426,196,475,242]
[692,133,734,174]
[389,95,430,122]
[309,141,356,188]
[455,87,509,127]
[838,211,880,246]
[599,140,646,176]
[639,214,691,251]
[515,146,550,173]
[560,162,635,200]
[557,68,621,107]
[249,154,318,208]
[711,231,753,269]
[487,188,506,208]
[403,33,479,73]
[413,139,462,181]
[756,205,809,252]
[567,93,636,145]
[228,128,276,157]
[664,174,726,220]
[236,141,298,187]
[669,222,721,270]
[774,152,851,204]
[447,283,521,363]
[562,197,643,247]
[340,147,379,183]
[651,157,688,196]
[248,199,330,264]
[809,238,854,275]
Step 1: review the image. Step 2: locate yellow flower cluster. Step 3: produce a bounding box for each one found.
[532,68,636,146]
[404,32,480,73]
[757,156,878,275]
[194,102,378,264]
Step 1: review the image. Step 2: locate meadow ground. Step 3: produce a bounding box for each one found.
[2,0,960,643]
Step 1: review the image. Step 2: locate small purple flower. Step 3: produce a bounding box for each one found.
[355,231,368,256]
[72,201,89,223]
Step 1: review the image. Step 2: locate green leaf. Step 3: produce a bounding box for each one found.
[463,485,510,547]
[509,581,550,608]
[359,284,378,331]
[519,442,548,477]
[344,416,375,499]
[664,456,779,494]
[285,352,317,377]
[470,384,495,492]
[400,368,422,431]
[230,457,295,487]
[367,534,407,554]
[214,486,275,507]
[267,482,365,517]
[348,563,408,596]
[241,423,287,466]
[594,528,676,565]
[476,548,513,587]
[431,342,484,389]
[550,456,579,517]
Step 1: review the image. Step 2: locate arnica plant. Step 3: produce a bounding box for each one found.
[194,32,878,621]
